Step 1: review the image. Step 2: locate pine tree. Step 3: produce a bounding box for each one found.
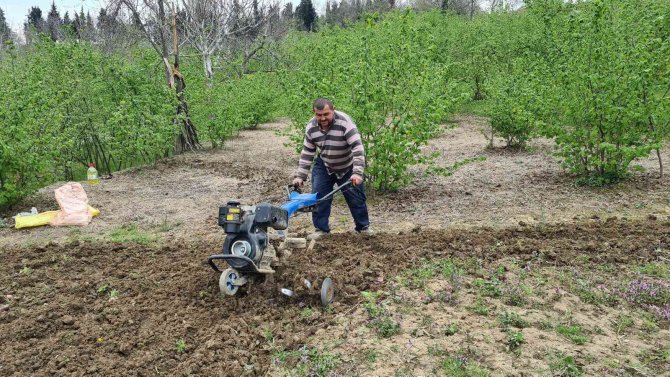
[63,11,75,38]
[0,8,11,45]
[46,2,62,41]
[24,6,45,44]
[86,11,94,40]
[331,1,341,26]
[325,1,331,25]
[295,0,317,31]
[281,2,293,20]
[73,11,81,39]
[78,8,86,39]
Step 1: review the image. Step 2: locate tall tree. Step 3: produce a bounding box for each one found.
[0,8,11,45]
[86,11,95,38]
[281,2,293,19]
[180,0,273,81]
[95,7,141,53]
[110,0,200,152]
[63,11,72,36]
[73,8,95,40]
[295,0,317,31]
[266,2,283,38]
[73,9,82,39]
[95,8,109,35]
[325,1,331,23]
[24,6,45,43]
[46,2,62,41]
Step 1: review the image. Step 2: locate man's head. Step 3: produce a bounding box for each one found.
[313,98,335,129]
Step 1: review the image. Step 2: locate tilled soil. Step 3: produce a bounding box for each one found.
[2,117,670,376]
[1,219,668,376]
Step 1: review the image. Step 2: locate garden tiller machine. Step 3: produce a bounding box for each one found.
[208,181,354,306]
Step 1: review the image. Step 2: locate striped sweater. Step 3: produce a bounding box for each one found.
[294,110,365,180]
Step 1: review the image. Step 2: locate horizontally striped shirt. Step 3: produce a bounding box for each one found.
[294,110,365,180]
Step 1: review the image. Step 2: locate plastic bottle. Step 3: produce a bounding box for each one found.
[87,163,99,185]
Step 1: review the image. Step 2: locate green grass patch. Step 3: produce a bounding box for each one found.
[638,347,669,369]
[457,99,494,117]
[612,314,634,335]
[370,316,401,338]
[272,347,341,377]
[398,258,463,289]
[498,311,528,329]
[502,283,529,307]
[300,308,314,319]
[175,339,187,353]
[444,322,460,336]
[636,262,669,279]
[442,356,490,377]
[108,223,159,244]
[361,291,385,318]
[468,297,491,316]
[505,330,525,352]
[549,354,582,377]
[573,278,618,306]
[364,349,378,364]
[19,265,32,275]
[556,324,590,345]
[473,277,502,298]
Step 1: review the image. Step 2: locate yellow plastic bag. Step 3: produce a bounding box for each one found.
[15,206,100,229]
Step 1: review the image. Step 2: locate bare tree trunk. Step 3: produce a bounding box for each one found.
[158,0,175,88]
[173,72,201,152]
[474,75,484,100]
[203,53,213,82]
[171,7,201,152]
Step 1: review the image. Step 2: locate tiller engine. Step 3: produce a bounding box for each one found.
[208,181,352,306]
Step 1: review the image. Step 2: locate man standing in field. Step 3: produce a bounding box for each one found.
[292,98,372,240]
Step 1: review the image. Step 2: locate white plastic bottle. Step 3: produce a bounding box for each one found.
[87,163,99,185]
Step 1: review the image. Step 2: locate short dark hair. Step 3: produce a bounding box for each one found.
[313,98,334,111]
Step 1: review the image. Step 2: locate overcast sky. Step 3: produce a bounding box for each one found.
[1,0,103,32]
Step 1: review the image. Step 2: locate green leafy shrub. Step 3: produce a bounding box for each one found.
[0,39,175,208]
[283,11,463,191]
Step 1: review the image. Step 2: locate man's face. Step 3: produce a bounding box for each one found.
[314,105,334,129]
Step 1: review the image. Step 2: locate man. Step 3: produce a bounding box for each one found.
[292,98,372,240]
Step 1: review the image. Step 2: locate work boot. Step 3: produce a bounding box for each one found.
[306,230,329,241]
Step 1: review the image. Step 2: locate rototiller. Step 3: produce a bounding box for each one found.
[208,181,353,306]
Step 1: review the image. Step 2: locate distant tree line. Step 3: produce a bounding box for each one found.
[1,0,499,48]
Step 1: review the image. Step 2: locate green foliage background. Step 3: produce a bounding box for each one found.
[1,0,669,208]
[280,11,464,191]
[0,38,175,207]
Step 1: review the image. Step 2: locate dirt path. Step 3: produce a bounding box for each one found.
[2,116,669,248]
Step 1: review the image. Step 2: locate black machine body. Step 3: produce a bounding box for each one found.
[208,201,288,275]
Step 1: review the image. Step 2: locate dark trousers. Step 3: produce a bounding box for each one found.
[311,157,370,232]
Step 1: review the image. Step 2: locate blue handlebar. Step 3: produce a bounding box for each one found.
[280,180,353,217]
[281,192,318,217]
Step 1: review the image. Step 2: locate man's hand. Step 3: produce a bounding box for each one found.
[351,174,363,186]
[292,177,304,186]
